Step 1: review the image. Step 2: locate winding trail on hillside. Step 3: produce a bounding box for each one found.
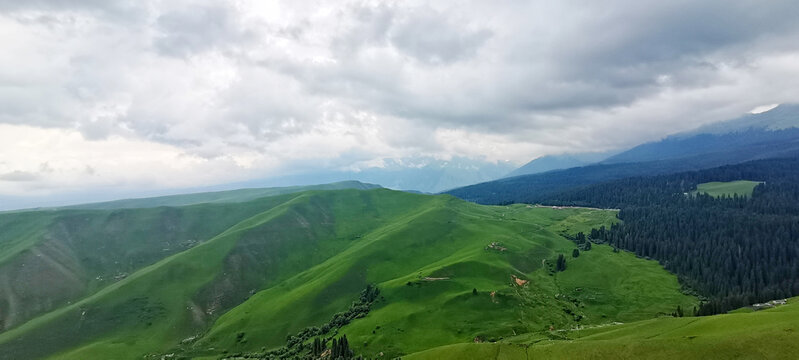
[643,318,700,339]
[534,205,620,211]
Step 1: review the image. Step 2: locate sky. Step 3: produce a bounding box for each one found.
[1,0,799,208]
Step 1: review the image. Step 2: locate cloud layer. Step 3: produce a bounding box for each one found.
[1,0,799,203]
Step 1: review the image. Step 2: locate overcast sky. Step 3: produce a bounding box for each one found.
[1,0,799,207]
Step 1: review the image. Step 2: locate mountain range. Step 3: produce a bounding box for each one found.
[446,104,799,204]
[506,104,799,179]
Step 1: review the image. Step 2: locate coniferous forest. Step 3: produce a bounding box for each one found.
[545,156,799,314]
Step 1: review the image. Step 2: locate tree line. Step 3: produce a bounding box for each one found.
[546,156,799,315]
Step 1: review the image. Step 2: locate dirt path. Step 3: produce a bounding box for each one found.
[533,204,619,211]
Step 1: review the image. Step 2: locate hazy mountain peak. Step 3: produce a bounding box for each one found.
[505,151,618,178]
[684,103,799,136]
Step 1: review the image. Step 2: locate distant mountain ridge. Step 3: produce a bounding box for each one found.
[243,157,515,194]
[504,104,799,178]
[602,104,799,164]
[0,156,513,211]
[447,104,799,205]
[505,151,616,178]
[685,103,799,135]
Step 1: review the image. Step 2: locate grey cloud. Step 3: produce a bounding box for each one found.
[0,0,147,23]
[38,162,53,173]
[154,5,250,57]
[3,0,799,195]
[0,171,39,182]
[388,7,492,65]
[0,0,127,12]
[518,1,799,102]
[307,0,799,136]
[0,163,55,183]
[332,4,492,65]
[77,116,121,140]
[332,4,394,53]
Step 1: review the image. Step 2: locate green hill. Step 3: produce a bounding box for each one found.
[405,297,799,360]
[0,189,697,359]
[60,181,381,210]
[0,181,379,333]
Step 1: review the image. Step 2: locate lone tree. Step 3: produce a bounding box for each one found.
[572,249,580,258]
[472,288,478,295]
[556,254,567,272]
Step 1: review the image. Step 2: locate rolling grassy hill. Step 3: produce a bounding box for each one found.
[692,180,762,198]
[60,181,381,210]
[0,182,378,333]
[0,188,697,360]
[405,297,799,360]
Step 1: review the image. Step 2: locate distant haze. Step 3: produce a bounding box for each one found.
[1,0,799,209]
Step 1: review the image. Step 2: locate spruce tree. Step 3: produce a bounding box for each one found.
[556,254,567,271]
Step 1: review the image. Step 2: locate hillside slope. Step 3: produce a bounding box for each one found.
[0,189,696,360]
[0,200,285,332]
[541,156,799,315]
[405,297,799,360]
[0,182,376,332]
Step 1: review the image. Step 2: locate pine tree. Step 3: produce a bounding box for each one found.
[556,254,567,271]
[332,338,339,358]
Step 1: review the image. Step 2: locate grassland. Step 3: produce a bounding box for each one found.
[405,297,799,360]
[61,180,380,210]
[0,182,378,333]
[0,188,697,360]
[693,180,762,198]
